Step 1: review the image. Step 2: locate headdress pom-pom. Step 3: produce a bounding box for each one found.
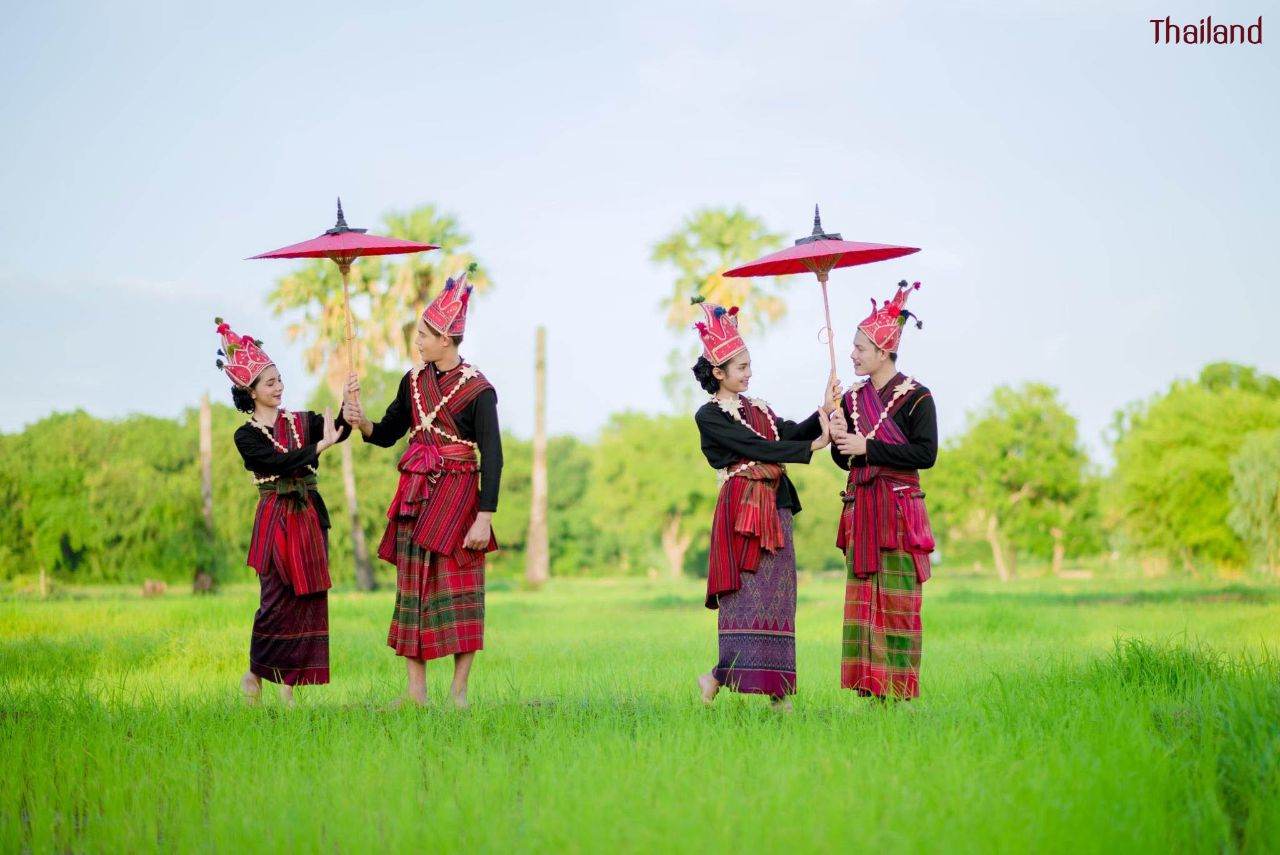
[690,294,706,305]
[713,306,726,318]
[912,281,921,290]
[728,306,739,315]
[216,359,224,369]
[695,322,708,333]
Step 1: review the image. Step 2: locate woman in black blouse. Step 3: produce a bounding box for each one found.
[690,299,835,711]
[216,319,351,706]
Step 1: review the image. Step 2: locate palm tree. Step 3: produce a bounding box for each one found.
[652,206,786,335]
[652,207,785,406]
[267,258,382,591]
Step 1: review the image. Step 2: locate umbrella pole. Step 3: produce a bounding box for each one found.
[817,271,838,378]
[338,259,357,378]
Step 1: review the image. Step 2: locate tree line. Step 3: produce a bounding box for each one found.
[1,359,1277,588]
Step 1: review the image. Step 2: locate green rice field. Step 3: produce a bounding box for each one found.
[3,575,1279,852]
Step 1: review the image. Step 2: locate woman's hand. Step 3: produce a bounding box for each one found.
[317,408,341,454]
[822,373,842,414]
[810,409,832,451]
[463,512,493,551]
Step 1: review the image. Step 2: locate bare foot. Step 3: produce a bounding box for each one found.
[698,673,720,706]
[770,697,794,714]
[240,671,261,706]
[384,693,429,712]
[279,684,296,709]
[450,690,469,710]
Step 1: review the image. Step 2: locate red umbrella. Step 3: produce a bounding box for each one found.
[723,206,919,375]
[250,199,438,374]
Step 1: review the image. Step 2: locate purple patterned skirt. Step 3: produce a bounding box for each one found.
[713,509,797,697]
[249,564,330,686]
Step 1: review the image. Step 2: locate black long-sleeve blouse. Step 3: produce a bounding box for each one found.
[362,365,503,512]
[233,411,352,529]
[831,376,937,472]
[694,400,823,513]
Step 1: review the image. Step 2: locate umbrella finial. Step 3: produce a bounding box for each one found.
[794,204,841,245]
[813,204,823,236]
[325,197,367,236]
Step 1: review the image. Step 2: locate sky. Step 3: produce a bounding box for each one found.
[1,1,1276,462]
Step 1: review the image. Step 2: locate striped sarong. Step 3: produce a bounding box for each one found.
[840,550,922,699]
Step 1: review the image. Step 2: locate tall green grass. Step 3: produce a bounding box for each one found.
[2,577,1278,852]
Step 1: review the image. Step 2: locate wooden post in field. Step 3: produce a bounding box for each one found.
[525,326,550,587]
[194,391,217,593]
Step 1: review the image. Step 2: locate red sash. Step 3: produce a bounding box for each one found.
[376,364,498,568]
[705,401,786,609]
[246,411,331,595]
[836,379,934,583]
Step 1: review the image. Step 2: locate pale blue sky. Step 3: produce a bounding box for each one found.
[1,1,1275,460]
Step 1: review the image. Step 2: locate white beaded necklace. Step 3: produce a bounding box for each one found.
[849,376,917,440]
[711,394,780,482]
[247,410,315,484]
[711,394,779,441]
[409,362,479,449]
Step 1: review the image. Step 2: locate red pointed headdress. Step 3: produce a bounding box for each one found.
[857,280,924,353]
[692,297,747,365]
[214,318,273,387]
[423,267,474,337]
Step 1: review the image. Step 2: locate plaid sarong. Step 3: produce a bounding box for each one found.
[840,550,922,699]
[386,519,485,660]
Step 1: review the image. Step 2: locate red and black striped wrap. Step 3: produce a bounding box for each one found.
[705,402,786,609]
[376,365,499,568]
[836,384,934,583]
[246,412,332,596]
